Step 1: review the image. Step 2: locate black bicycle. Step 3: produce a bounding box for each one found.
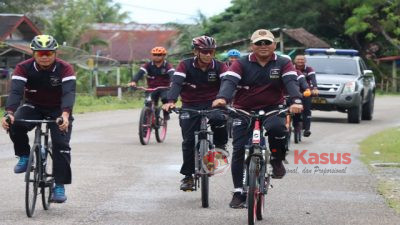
[172,107,228,208]
[6,116,62,217]
[227,106,288,225]
[135,86,170,145]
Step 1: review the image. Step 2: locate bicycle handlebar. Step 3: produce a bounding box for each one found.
[6,116,64,126]
[226,106,288,118]
[171,107,224,115]
[133,86,170,92]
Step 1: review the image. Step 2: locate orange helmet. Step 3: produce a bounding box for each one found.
[151,47,167,55]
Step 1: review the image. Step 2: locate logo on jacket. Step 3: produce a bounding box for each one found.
[50,75,61,86]
[208,71,217,82]
[161,68,166,74]
[270,68,280,79]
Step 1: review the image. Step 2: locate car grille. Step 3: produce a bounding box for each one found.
[317,84,341,92]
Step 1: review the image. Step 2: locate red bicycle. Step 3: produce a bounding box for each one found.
[135,86,170,145]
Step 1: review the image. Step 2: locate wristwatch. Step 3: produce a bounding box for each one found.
[293,99,302,104]
[3,111,13,117]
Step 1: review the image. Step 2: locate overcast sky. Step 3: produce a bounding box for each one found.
[114,0,232,24]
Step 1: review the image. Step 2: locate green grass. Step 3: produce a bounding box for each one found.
[378,179,400,213]
[360,127,400,164]
[73,95,144,114]
[376,90,400,96]
[360,127,400,213]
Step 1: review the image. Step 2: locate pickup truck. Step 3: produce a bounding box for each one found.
[304,48,376,123]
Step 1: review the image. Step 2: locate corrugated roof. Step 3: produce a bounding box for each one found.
[81,23,178,63]
[283,28,330,48]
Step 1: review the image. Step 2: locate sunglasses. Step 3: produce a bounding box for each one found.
[153,54,165,57]
[35,51,55,57]
[254,40,273,46]
[199,49,215,55]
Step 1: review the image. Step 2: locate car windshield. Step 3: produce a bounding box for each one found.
[306,58,358,75]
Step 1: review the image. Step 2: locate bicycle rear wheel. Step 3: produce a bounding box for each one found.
[42,143,54,210]
[199,139,209,208]
[139,107,152,145]
[248,157,259,225]
[155,108,167,143]
[25,145,39,217]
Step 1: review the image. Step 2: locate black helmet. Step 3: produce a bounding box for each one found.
[192,35,216,49]
[30,35,59,51]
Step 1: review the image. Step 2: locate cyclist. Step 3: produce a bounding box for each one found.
[162,35,228,191]
[212,29,303,208]
[293,54,318,137]
[281,54,311,138]
[226,49,241,67]
[128,46,175,119]
[1,35,75,203]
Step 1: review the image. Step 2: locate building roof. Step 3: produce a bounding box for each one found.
[81,23,179,63]
[282,28,330,48]
[0,14,41,41]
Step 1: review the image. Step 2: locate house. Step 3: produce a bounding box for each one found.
[80,23,179,64]
[170,27,330,59]
[0,14,41,101]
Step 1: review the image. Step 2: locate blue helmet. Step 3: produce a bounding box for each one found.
[227,49,241,57]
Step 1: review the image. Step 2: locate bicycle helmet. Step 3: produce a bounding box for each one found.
[192,35,217,49]
[151,46,167,55]
[30,35,59,51]
[227,49,241,57]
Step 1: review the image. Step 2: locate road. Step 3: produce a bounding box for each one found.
[1,96,400,225]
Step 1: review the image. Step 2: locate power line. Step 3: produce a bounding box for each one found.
[117,3,195,17]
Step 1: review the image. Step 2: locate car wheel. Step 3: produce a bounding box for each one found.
[362,92,374,120]
[347,97,362,123]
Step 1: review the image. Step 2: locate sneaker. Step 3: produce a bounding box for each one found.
[229,192,246,208]
[14,155,29,174]
[51,184,67,203]
[303,130,311,137]
[270,159,286,179]
[180,175,194,191]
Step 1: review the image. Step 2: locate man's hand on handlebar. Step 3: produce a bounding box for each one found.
[289,104,303,114]
[127,81,137,87]
[58,112,69,132]
[1,113,14,130]
[162,102,176,112]
[212,98,227,108]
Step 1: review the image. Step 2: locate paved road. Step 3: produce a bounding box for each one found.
[1,96,400,225]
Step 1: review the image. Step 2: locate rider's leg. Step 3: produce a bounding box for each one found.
[9,104,41,173]
[179,108,201,190]
[263,115,287,178]
[230,117,250,208]
[302,97,312,137]
[47,109,73,203]
[209,110,228,150]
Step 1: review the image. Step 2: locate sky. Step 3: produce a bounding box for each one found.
[113,0,232,24]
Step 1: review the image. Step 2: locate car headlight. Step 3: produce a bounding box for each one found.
[343,81,356,93]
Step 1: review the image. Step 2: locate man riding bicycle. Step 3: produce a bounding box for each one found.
[226,49,241,67]
[212,29,303,208]
[128,46,175,119]
[162,35,228,191]
[294,54,318,137]
[1,35,75,203]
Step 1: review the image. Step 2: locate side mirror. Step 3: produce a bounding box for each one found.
[363,69,373,77]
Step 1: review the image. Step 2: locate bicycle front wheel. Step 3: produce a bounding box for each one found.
[248,157,259,225]
[199,139,209,208]
[155,108,167,143]
[25,145,39,217]
[139,107,152,145]
[42,142,54,210]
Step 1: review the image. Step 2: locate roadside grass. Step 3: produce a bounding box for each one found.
[360,127,400,164]
[73,95,143,114]
[360,127,400,213]
[376,90,400,96]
